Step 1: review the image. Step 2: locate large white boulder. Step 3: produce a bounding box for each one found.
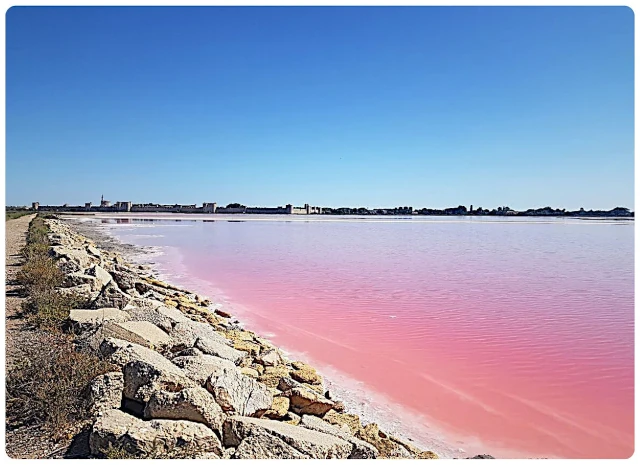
[172,354,236,386]
[87,372,124,417]
[300,414,378,458]
[169,320,231,349]
[122,359,196,403]
[144,386,225,434]
[89,409,222,458]
[205,367,273,416]
[101,320,171,349]
[222,416,352,459]
[92,281,132,309]
[68,308,130,330]
[195,336,245,365]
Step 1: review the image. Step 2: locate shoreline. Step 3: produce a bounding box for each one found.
[52,214,495,459]
[65,216,476,459]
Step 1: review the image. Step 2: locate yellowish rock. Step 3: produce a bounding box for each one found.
[241,367,260,378]
[164,298,178,308]
[303,383,324,395]
[356,423,412,458]
[263,396,290,419]
[233,340,261,356]
[225,329,255,342]
[290,361,322,385]
[323,410,363,436]
[258,366,291,389]
[251,364,265,375]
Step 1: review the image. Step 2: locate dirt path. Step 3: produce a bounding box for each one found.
[5,214,35,369]
[5,215,92,459]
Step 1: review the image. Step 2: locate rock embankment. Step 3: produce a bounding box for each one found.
[45,217,442,459]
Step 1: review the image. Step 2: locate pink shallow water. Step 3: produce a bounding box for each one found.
[93,215,634,458]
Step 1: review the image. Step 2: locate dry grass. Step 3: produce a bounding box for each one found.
[6,330,114,439]
[99,444,141,459]
[5,210,33,221]
[15,215,82,328]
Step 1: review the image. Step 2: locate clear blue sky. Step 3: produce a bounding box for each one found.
[5,6,634,210]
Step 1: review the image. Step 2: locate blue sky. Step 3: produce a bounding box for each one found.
[5,6,634,210]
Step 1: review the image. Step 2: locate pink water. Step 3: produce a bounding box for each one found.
[90,214,634,458]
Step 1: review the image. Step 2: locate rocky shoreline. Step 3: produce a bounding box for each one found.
[44,216,463,459]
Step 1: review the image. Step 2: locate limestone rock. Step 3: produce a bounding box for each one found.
[50,245,95,269]
[86,264,113,287]
[172,347,203,358]
[172,354,236,386]
[87,372,124,417]
[285,387,336,416]
[358,423,412,458]
[57,257,82,274]
[169,321,231,350]
[232,430,307,459]
[206,367,273,416]
[63,273,101,292]
[111,270,138,291]
[241,367,260,378]
[123,304,191,333]
[195,337,245,365]
[126,297,164,312]
[300,415,378,458]
[322,410,411,458]
[323,410,362,435]
[102,321,171,349]
[284,411,302,425]
[277,376,302,392]
[89,409,222,458]
[233,340,261,356]
[99,337,176,369]
[259,365,292,389]
[262,396,290,419]
[123,359,196,403]
[58,284,96,300]
[291,361,322,385]
[92,281,132,310]
[258,349,281,367]
[144,387,225,434]
[87,245,102,257]
[69,308,130,330]
[390,435,439,458]
[222,416,352,459]
[224,329,256,342]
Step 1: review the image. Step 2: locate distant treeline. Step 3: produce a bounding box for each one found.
[320,206,633,217]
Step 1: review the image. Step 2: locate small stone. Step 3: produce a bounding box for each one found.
[214,308,232,318]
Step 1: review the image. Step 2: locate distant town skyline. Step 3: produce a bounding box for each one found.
[15,196,634,214]
[5,6,634,210]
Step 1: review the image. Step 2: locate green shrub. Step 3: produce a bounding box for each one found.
[5,211,33,221]
[23,290,87,329]
[16,255,64,293]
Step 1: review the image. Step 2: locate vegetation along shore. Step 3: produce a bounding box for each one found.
[5,214,496,459]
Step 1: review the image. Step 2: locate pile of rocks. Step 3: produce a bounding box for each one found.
[47,218,440,459]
